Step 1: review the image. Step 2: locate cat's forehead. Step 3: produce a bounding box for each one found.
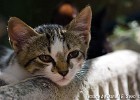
[33,24,82,50]
[33,24,68,57]
[35,24,66,39]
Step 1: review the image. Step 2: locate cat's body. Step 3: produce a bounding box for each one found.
[0,46,15,85]
[0,6,92,86]
[0,54,31,85]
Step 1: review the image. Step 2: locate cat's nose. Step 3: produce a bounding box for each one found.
[58,71,69,76]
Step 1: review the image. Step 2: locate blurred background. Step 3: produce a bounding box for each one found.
[0,0,140,59]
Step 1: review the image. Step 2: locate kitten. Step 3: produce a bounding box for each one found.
[0,6,92,86]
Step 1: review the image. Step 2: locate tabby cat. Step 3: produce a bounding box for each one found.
[0,6,92,86]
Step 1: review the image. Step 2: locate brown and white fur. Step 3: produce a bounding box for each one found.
[0,6,92,86]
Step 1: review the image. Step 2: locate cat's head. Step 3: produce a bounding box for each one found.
[8,6,92,86]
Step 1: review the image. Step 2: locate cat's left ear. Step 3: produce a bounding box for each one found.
[66,6,92,44]
[8,17,38,52]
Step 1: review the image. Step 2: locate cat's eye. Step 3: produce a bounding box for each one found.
[68,50,79,59]
[38,55,53,63]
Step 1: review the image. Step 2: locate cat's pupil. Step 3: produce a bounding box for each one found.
[39,55,53,63]
[68,50,79,59]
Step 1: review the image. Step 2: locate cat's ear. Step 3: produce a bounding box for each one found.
[66,6,92,44]
[8,17,38,52]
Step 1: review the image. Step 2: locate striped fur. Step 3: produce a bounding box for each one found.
[0,6,92,86]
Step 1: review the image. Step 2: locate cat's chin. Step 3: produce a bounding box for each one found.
[55,78,71,86]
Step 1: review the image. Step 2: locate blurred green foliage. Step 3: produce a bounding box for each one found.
[108,21,140,52]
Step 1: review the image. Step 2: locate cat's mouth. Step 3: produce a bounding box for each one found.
[56,77,68,82]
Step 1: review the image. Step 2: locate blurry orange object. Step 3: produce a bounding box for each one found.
[59,4,77,17]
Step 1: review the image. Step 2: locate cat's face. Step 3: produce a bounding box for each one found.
[8,6,92,86]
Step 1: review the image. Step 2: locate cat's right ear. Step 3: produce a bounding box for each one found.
[8,17,38,52]
[66,6,92,45]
